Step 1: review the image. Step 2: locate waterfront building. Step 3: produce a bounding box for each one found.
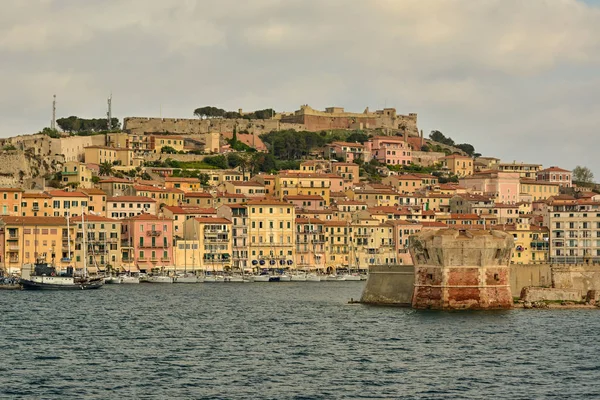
[162,205,216,238]
[351,217,396,270]
[495,221,549,264]
[121,213,174,273]
[70,214,121,273]
[183,217,232,272]
[217,204,249,273]
[323,220,350,271]
[107,196,156,218]
[246,198,295,267]
[0,216,69,274]
[295,217,326,271]
[543,196,600,264]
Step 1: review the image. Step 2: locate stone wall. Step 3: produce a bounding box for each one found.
[360,265,414,306]
[520,287,582,302]
[510,263,552,294]
[0,151,63,188]
[552,264,600,292]
[411,151,446,167]
[123,117,305,136]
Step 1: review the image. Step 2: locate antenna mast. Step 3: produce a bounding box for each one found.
[51,94,56,130]
[107,93,112,131]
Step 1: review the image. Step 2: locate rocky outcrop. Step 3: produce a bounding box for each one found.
[0,149,64,188]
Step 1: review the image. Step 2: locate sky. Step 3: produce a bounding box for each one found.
[2,0,600,176]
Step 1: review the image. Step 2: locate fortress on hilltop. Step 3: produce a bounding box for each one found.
[123,105,418,137]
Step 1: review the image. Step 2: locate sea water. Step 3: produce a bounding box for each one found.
[1,282,599,399]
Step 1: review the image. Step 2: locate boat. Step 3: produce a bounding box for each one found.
[104,275,122,284]
[306,273,321,282]
[252,274,270,282]
[20,262,103,290]
[290,272,307,281]
[175,274,199,283]
[224,274,244,283]
[278,273,291,282]
[344,273,362,281]
[147,275,174,284]
[0,276,21,290]
[20,212,103,290]
[120,274,140,284]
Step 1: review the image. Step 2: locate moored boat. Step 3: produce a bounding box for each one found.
[20,263,103,290]
[147,275,174,284]
[120,275,140,284]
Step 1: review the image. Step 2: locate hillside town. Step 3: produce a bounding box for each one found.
[0,104,595,278]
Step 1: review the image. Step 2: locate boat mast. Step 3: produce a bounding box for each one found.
[81,209,87,277]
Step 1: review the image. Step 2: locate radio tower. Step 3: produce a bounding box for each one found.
[51,94,56,130]
[107,93,112,131]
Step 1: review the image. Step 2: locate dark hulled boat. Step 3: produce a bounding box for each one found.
[20,262,103,291]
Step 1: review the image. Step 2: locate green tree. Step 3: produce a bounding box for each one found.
[99,161,114,176]
[161,146,178,154]
[455,143,475,156]
[231,126,238,148]
[345,131,369,144]
[193,106,227,119]
[203,155,228,169]
[573,166,594,185]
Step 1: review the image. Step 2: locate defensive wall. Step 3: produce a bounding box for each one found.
[123,117,304,136]
[360,263,600,306]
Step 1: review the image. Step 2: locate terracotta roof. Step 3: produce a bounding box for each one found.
[46,190,88,198]
[80,188,106,196]
[493,203,519,208]
[164,177,199,182]
[421,222,448,228]
[107,196,156,203]
[331,162,358,167]
[295,217,324,224]
[329,141,364,148]
[323,220,349,227]
[227,181,265,187]
[0,187,24,192]
[336,200,367,205]
[69,214,119,223]
[185,192,213,198]
[218,192,247,198]
[124,213,172,221]
[195,217,231,224]
[520,179,560,186]
[245,198,291,206]
[22,192,51,199]
[449,213,481,220]
[539,166,570,173]
[162,206,216,215]
[99,178,132,184]
[134,185,184,194]
[0,216,66,225]
[284,195,324,201]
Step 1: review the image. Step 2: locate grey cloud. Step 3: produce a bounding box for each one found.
[2,0,600,175]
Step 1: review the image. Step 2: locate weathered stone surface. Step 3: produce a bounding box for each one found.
[360,265,414,306]
[520,286,582,302]
[409,229,513,310]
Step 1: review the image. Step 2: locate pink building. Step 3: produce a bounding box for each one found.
[325,141,368,163]
[365,136,412,166]
[536,166,572,188]
[460,171,521,204]
[121,213,174,273]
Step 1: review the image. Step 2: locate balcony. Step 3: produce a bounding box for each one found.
[7,235,18,241]
[146,231,162,237]
[139,244,163,248]
[62,171,78,176]
[8,245,20,251]
[32,205,40,211]
[150,258,158,262]
[161,257,170,261]
[9,258,19,263]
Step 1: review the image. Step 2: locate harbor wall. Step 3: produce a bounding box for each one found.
[360,265,414,306]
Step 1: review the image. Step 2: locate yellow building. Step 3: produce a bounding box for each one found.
[346,188,400,207]
[150,135,185,153]
[275,173,332,204]
[21,192,53,217]
[350,217,395,271]
[132,185,185,207]
[323,220,350,271]
[0,216,70,274]
[331,162,360,184]
[0,188,24,216]
[295,217,326,271]
[246,198,296,265]
[84,146,136,167]
[164,177,201,192]
[223,181,267,197]
[520,179,560,201]
[61,161,94,189]
[163,205,217,238]
[382,174,423,194]
[441,155,474,177]
[182,217,233,272]
[184,192,215,208]
[69,214,122,272]
[495,222,549,264]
